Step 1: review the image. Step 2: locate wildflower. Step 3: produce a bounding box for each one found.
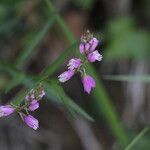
[39,90,45,99]
[25,92,35,101]
[67,58,81,70]
[79,30,99,55]
[58,70,74,83]
[82,75,95,94]
[25,95,30,101]
[30,93,35,99]
[58,30,102,94]
[87,50,102,62]
[0,105,14,117]
[24,115,39,130]
[89,37,99,52]
[28,100,39,111]
[79,43,85,54]
[0,84,45,130]
[79,42,91,54]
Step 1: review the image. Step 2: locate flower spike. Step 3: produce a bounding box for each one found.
[58,30,103,94]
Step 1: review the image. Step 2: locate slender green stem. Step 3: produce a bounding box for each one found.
[45,0,75,44]
[125,127,149,150]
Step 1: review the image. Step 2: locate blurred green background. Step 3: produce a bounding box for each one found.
[0,0,149,150]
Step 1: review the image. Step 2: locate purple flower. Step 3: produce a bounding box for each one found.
[79,37,99,54]
[30,93,35,99]
[24,115,39,130]
[39,90,45,98]
[28,100,39,111]
[89,37,99,52]
[67,58,81,70]
[87,50,102,62]
[85,43,90,52]
[25,93,35,101]
[79,43,90,54]
[25,95,30,101]
[82,75,95,94]
[0,105,15,117]
[79,43,84,54]
[58,70,74,83]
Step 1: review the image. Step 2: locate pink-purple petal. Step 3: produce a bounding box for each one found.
[28,100,39,111]
[24,115,39,130]
[58,70,74,83]
[82,75,95,94]
[89,38,99,52]
[79,43,84,54]
[0,105,15,117]
[87,50,102,62]
[67,58,81,70]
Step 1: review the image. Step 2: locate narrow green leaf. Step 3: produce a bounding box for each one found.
[4,73,25,93]
[15,16,56,67]
[125,127,149,150]
[104,75,150,83]
[0,60,20,75]
[45,0,76,44]
[44,80,94,122]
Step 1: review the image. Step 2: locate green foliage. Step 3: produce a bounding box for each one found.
[15,16,56,67]
[105,17,150,60]
[104,75,150,83]
[74,0,94,10]
[125,127,149,150]
[44,80,94,121]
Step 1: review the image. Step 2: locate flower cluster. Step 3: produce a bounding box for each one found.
[58,30,102,94]
[0,84,45,130]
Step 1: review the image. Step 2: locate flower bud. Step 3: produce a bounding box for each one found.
[24,115,39,130]
[89,37,99,52]
[58,70,74,83]
[67,58,81,70]
[39,90,45,99]
[0,105,14,117]
[87,50,102,62]
[82,75,95,94]
[28,100,39,111]
[79,43,84,54]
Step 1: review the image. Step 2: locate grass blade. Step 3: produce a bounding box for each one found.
[44,80,94,122]
[104,75,150,83]
[15,16,56,67]
[46,0,75,43]
[125,127,149,150]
